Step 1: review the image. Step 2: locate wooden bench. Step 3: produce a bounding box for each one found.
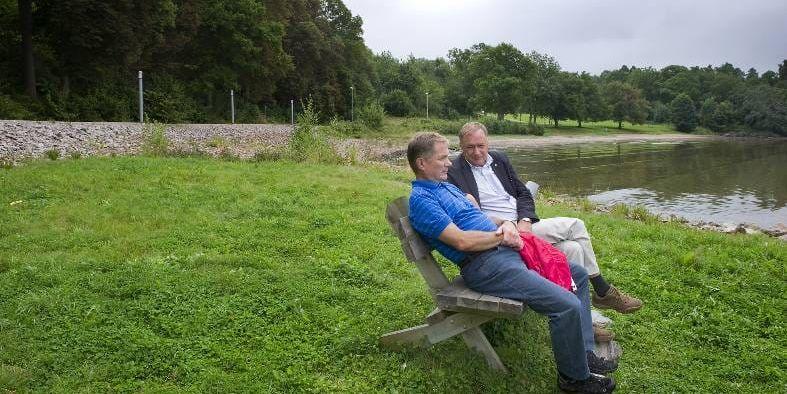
[379,196,523,372]
[380,191,622,372]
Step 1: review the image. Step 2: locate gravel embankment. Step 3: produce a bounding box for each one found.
[0,120,293,162]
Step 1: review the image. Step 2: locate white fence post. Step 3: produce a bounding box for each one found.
[138,71,144,122]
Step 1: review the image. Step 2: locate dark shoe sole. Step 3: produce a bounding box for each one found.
[591,301,643,314]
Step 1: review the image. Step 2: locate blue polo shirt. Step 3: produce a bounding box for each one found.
[409,180,498,265]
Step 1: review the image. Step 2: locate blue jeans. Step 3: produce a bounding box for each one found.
[461,246,594,380]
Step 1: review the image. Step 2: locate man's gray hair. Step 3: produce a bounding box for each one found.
[407,132,448,174]
[459,122,488,141]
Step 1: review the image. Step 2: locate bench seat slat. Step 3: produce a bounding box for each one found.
[436,277,524,319]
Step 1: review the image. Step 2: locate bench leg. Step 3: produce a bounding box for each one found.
[380,313,494,349]
[462,327,508,372]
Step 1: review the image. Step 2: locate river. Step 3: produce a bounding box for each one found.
[503,138,787,232]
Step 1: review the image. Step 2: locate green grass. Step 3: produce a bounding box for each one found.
[321,115,701,147]
[498,114,706,136]
[1,157,784,392]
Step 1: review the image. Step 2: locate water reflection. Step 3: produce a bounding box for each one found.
[504,139,787,231]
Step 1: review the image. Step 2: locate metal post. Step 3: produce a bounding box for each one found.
[350,86,354,122]
[138,71,144,122]
[426,92,430,120]
[290,99,294,125]
[230,89,235,124]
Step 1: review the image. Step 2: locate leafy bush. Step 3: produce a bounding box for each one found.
[650,101,672,123]
[736,85,787,136]
[0,94,35,119]
[400,118,464,136]
[236,101,262,123]
[69,151,82,160]
[141,123,170,156]
[357,102,385,130]
[485,119,530,134]
[326,117,368,137]
[710,101,736,132]
[144,75,199,123]
[288,100,341,163]
[670,93,698,132]
[527,123,545,136]
[381,89,415,116]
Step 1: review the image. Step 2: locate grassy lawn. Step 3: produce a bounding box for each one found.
[1,157,784,392]
[498,114,707,136]
[322,115,700,145]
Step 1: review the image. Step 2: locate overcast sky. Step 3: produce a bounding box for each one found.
[343,0,787,75]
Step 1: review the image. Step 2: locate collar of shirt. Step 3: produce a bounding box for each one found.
[466,154,493,169]
[411,179,441,189]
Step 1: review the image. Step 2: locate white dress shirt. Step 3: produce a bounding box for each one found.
[469,155,518,221]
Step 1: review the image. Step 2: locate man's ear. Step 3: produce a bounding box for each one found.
[415,157,425,172]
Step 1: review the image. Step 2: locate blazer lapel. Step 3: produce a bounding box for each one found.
[460,155,479,201]
[491,155,515,196]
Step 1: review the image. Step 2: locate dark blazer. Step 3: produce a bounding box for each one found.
[447,150,540,223]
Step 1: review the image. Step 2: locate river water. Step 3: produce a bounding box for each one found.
[503,139,787,232]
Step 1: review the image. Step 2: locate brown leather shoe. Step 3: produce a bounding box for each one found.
[592,285,643,313]
[593,326,615,342]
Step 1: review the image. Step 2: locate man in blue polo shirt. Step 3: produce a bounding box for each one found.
[406,132,616,393]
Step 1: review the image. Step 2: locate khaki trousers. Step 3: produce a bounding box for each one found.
[531,217,601,277]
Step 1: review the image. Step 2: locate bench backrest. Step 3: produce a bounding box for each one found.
[386,196,450,296]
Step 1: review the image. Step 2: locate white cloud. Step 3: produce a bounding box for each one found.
[344,0,787,73]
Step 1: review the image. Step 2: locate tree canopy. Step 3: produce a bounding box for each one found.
[1,0,785,135]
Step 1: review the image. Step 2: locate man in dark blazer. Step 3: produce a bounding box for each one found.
[447,122,642,316]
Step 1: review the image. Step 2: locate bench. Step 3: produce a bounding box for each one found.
[380,183,621,372]
[379,196,523,372]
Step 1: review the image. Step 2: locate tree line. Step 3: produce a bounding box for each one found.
[1,0,786,135]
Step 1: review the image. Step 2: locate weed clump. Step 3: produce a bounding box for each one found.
[141,123,169,156]
[45,149,60,160]
[253,147,282,162]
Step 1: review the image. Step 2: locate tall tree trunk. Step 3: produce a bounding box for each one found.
[553,117,558,127]
[19,0,36,98]
[618,121,623,129]
[578,119,582,127]
[497,112,504,121]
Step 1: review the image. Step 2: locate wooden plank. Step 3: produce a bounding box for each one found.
[425,307,449,325]
[423,313,494,345]
[379,324,432,350]
[379,313,493,349]
[436,279,524,318]
[461,327,508,372]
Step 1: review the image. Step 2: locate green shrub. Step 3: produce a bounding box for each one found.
[69,151,82,160]
[326,117,369,137]
[144,74,199,123]
[527,123,545,136]
[45,149,60,160]
[0,94,35,119]
[485,119,530,134]
[381,89,415,116]
[670,93,698,132]
[141,123,170,156]
[288,100,341,164]
[357,102,385,130]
